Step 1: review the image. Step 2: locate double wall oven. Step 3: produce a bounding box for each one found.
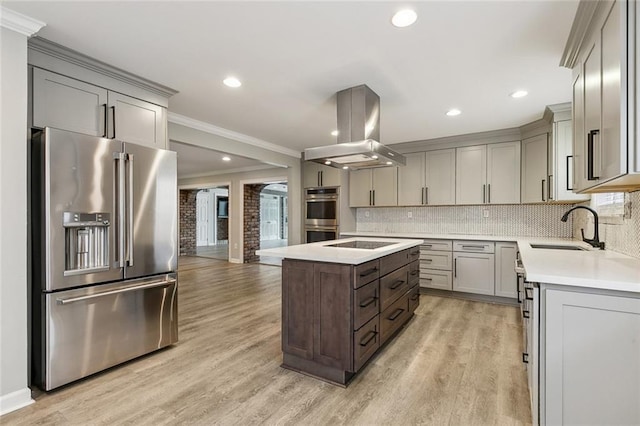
[305,187,339,242]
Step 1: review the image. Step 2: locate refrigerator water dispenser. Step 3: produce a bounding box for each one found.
[64,212,110,274]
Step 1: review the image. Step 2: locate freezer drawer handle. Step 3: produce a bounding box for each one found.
[56,279,176,305]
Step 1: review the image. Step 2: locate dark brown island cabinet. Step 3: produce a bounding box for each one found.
[281,246,420,385]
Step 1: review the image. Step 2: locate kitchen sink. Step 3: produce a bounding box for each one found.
[529,243,587,251]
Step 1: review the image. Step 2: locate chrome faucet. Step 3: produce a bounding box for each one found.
[560,206,605,250]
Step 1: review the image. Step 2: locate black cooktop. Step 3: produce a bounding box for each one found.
[324,240,395,250]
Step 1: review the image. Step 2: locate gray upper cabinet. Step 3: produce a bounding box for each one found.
[108,92,167,149]
[303,162,341,188]
[563,0,640,191]
[397,149,455,206]
[521,134,548,203]
[349,168,397,207]
[29,38,176,150]
[32,68,108,137]
[551,119,590,201]
[457,142,520,205]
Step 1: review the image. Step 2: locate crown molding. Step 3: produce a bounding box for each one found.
[168,112,301,159]
[560,1,602,68]
[0,7,45,37]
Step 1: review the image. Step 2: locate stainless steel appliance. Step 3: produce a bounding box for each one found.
[30,127,178,391]
[304,85,406,169]
[305,187,339,242]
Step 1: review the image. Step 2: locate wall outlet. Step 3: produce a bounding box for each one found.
[483,209,490,218]
[407,211,413,218]
[364,210,370,218]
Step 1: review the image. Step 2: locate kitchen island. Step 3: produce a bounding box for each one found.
[257,237,423,385]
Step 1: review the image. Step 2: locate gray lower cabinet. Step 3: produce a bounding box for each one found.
[541,287,640,425]
[494,242,518,298]
[452,241,495,295]
[31,67,168,149]
[281,248,419,385]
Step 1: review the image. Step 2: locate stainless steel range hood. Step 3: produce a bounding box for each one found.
[304,85,405,169]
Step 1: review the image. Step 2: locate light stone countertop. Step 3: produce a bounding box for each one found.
[341,231,640,294]
[255,237,423,265]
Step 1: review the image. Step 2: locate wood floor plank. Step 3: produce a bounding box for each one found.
[2,257,531,425]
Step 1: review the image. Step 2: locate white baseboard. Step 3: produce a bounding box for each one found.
[0,388,34,416]
[229,258,242,264]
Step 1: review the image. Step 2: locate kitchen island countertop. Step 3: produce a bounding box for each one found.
[256,237,423,265]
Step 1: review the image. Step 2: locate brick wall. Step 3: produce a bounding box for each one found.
[179,189,198,255]
[243,184,266,262]
[217,217,229,241]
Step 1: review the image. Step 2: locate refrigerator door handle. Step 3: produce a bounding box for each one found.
[115,152,126,268]
[126,154,134,267]
[56,279,176,305]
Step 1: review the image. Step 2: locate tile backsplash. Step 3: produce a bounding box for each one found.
[572,190,640,259]
[356,204,574,237]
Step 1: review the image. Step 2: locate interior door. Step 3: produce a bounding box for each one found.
[123,143,177,279]
[260,194,280,240]
[196,192,209,246]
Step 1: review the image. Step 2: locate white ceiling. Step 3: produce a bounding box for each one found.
[6,1,578,155]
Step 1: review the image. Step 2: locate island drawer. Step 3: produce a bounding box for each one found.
[380,293,410,346]
[353,280,379,330]
[420,251,452,271]
[380,265,409,311]
[408,246,421,263]
[408,285,420,313]
[353,315,380,372]
[420,270,452,290]
[354,259,380,288]
[379,249,410,276]
[453,241,495,253]
[421,240,452,251]
[408,260,420,286]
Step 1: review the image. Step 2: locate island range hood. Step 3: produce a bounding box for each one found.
[304,85,406,169]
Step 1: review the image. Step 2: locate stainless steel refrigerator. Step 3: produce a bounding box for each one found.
[30,127,178,391]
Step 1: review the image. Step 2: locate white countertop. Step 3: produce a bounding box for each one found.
[340,231,640,293]
[256,237,423,265]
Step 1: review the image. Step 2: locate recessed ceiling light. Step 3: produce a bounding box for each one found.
[324,160,332,165]
[371,155,379,160]
[446,109,461,116]
[331,130,339,136]
[392,9,417,28]
[222,156,231,162]
[223,77,241,88]
[386,161,393,165]
[511,90,528,98]
[342,166,349,170]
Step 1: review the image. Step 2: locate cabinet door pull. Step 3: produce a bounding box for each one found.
[482,184,486,203]
[522,352,529,364]
[548,175,553,200]
[110,106,116,139]
[101,103,108,137]
[410,270,419,276]
[359,330,378,347]
[587,129,600,180]
[388,308,405,321]
[410,293,419,301]
[372,190,375,206]
[566,155,573,190]
[369,190,372,206]
[389,279,405,290]
[541,179,546,202]
[487,184,491,203]
[425,187,428,204]
[320,170,323,186]
[454,258,457,277]
[421,187,424,205]
[358,267,378,277]
[525,287,534,300]
[317,171,321,187]
[522,309,530,319]
[359,296,377,308]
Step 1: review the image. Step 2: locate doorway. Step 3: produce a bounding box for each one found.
[259,183,288,265]
[195,186,229,260]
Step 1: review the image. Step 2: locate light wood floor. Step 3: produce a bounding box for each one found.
[4,256,531,425]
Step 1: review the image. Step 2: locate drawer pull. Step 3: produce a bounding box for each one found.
[359,267,378,278]
[522,309,530,319]
[424,278,433,281]
[389,279,405,290]
[388,308,405,321]
[423,258,433,263]
[410,250,420,256]
[461,245,484,250]
[525,287,534,300]
[422,244,432,248]
[522,352,529,364]
[359,330,378,347]
[410,294,419,301]
[359,296,377,308]
[410,270,419,276]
